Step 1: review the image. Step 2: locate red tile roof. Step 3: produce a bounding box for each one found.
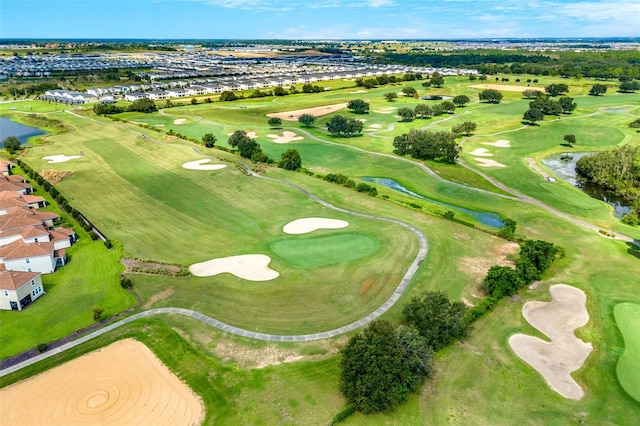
[0,215,43,232]
[0,270,41,291]
[0,240,54,261]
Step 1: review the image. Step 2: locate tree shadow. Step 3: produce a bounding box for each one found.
[627,241,640,260]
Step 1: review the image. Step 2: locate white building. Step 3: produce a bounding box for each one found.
[0,270,44,311]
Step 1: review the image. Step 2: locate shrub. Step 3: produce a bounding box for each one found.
[103,239,113,249]
[92,307,104,321]
[36,343,48,353]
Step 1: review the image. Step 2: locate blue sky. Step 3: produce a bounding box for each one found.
[1,0,638,39]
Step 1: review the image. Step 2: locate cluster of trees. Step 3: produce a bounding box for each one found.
[478,89,503,103]
[421,72,445,88]
[451,121,477,137]
[302,83,324,93]
[575,145,640,226]
[202,133,217,148]
[298,113,316,127]
[227,130,269,162]
[483,240,560,299]
[393,129,460,163]
[545,83,569,97]
[340,290,469,414]
[396,101,458,123]
[355,72,423,89]
[2,81,60,98]
[93,98,157,115]
[378,50,640,80]
[522,93,577,124]
[322,173,377,196]
[326,115,364,137]
[589,84,608,96]
[619,79,640,93]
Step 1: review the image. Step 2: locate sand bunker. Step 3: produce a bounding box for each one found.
[368,124,382,129]
[483,139,511,148]
[189,254,279,281]
[470,84,545,92]
[173,118,186,124]
[469,148,493,157]
[42,155,81,163]
[374,107,397,114]
[182,159,227,170]
[283,217,350,235]
[0,339,204,426]
[267,103,348,121]
[349,90,368,94]
[475,158,506,168]
[509,284,593,400]
[227,131,257,138]
[267,131,303,144]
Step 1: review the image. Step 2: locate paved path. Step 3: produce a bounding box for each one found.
[1,162,428,377]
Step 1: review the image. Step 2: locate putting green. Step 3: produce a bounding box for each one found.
[614,302,640,402]
[269,232,381,268]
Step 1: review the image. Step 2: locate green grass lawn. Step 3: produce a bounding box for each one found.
[614,302,640,403]
[2,75,640,424]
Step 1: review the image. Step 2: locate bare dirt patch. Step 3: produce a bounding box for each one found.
[121,257,189,276]
[143,286,175,309]
[0,339,204,426]
[509,284,593,400]
[266,103,348,121]
[360,277,375,294]
[470,84,545,92]
[40,169,74,184]
[459,241,519,283]
[212,340,336,369]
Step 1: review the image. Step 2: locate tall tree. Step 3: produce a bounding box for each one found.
[563,134,576,146]
[523,108,544,125]
[452,94,470,107]
[402,86,417,97]
[402,291,470,351]
[545,83,569,97]
[278,149,302,171]
[430,72,445,87]
[414,104,433,118]
[347,99,370,114]
[384,92,398,102]
[398,107,415,122]
[298,113,316,127]
[340,320,433,414]
[589,84,607,96]
[268,117,282,129]
[326,115,363,137]
[2,136,21,153]
[202,133,217,148]
[479,89,503,103]
[558,96,577,113]
[452,121,477,136]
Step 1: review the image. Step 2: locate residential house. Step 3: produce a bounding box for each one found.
[0,240,57,274]
[0,270,44,311]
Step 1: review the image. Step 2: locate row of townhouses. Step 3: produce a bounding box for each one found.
[0,163,76,311]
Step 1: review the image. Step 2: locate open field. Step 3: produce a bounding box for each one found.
[2,73,640,425]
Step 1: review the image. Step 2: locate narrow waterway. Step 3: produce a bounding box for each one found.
[361,177,505,228]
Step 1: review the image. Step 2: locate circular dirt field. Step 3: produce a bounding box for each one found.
[0,339,204,426]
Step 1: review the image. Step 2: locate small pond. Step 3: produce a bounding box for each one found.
[361,177,505,228]
[541,152,632,218]
[0,116,45,145]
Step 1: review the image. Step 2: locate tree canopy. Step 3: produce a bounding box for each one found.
[452,121,477,137]
[384,92,398,102]
[402,291,470,351]
[298,113,316,127]
[479,89,503,103]
[452,95,470,107]
[558,96,577,113]
[278,148,302,171]
[326,115,364,137]
[545,83,569,97]
[430,72,445,87]
[589,84,607,96]
[397,107,415,122]
[202,133,217,148]
[347,99,370,114]
[340,320,433,414]
[2,136,21,153]
[523,108,544,124]
[268,117,282,128]
[393,129,459,163]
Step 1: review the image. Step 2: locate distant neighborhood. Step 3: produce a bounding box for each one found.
[0,162,76,311]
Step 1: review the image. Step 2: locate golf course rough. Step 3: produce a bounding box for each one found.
[614,302,640,402]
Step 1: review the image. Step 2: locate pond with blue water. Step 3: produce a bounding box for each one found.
[361,177,505,228]
[0,116,46,145]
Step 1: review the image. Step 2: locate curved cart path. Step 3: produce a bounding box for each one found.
[1,163,428,377]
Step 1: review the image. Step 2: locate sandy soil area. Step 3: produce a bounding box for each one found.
[42,155,82,163]
[483,139,511,148]
[349,90,368,94]
[374,107,397,114]
[182,159,227,170]
[267,131,303,144]
[475,158,506,168]
[368,124,382,129]
[470,84,545,92]
[469,148,493,157]
[509,284,593,400]
[283,217,349,234]
[266,103,348,121]
[173,118,186,124]
[189,254,279,281]
[0,339,204,426]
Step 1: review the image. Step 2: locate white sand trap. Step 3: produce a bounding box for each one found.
[189,254,279,281]
[483,139,511,148]
[374,107,398,114]
[0,339,204,426]
[42,155,82,163]
[469,148,493,157]
[283,217,349,235]
[267,131,303,144]
[155,124,165,127]
[509,284,593,400]
[475,158,506,168]
[349,90,368,94]
[227,131,257,138]
[173,118,186,124]
[368,124,382,129]
[182,159,227,170]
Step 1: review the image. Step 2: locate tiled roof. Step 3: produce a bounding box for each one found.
[0,240,54,261]
[0,270,41,291]
[0,215,43,232]
[20,225,49,239]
